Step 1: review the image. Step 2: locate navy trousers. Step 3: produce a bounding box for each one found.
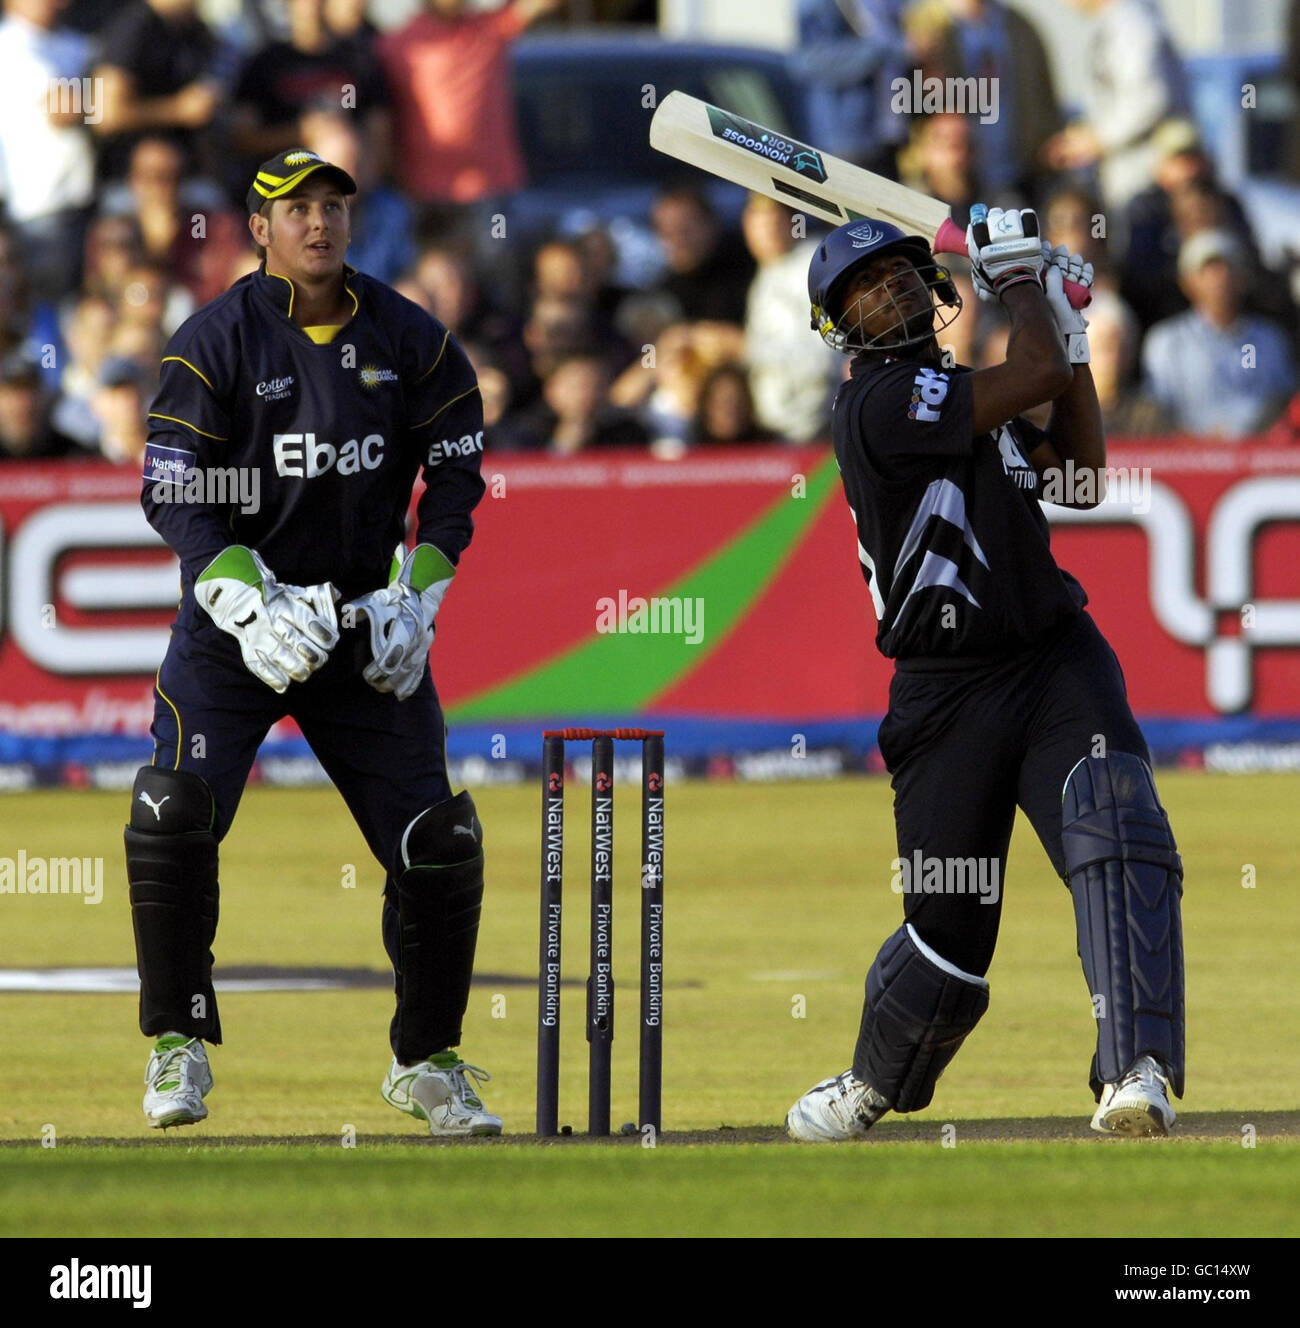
[876,611,1152,976]
[145,620,453,1051]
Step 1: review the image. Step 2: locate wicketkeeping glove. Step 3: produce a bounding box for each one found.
[346,544,455,702]
[965,205,1044,303]
[1042,243,1093,363]
[195,545,340,693]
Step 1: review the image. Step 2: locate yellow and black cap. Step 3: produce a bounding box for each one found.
[246,149,357,214]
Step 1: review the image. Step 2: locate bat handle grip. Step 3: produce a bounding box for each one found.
[933,216,1092,310]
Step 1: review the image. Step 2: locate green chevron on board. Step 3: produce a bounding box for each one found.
[449,455,840,718]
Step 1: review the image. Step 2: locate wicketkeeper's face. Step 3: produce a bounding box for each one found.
[251,179,351,282]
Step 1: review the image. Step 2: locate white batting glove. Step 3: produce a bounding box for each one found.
[1042,244,1092,363]
[346,544,455,702]
[965,205,1045,302]
[195,546,339,692]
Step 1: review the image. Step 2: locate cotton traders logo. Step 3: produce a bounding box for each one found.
[358,364,399,389]
[257,375,294,401]
[848,223,886,249]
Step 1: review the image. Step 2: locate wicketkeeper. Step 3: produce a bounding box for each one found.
[787,208,1185,1140]
[126,149,500,1135]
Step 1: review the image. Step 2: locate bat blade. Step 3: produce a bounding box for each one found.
[650,91,949,235]
[649,91,1089,309]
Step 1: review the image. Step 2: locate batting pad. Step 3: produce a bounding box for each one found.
[386,792,485,1063]
[1062,752,1185,1098]
[852,923,990,1112]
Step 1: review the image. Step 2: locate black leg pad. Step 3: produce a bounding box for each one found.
[386,792,485,1063]
[852,923,990,1112]
[1063,752,1185,1099]
[125,826,221,1042]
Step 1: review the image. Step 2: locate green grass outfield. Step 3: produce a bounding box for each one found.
[3,1139,1297,1238]
[1,774,1296,1237]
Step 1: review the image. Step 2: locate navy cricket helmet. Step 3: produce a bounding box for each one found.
[809,218,961,354]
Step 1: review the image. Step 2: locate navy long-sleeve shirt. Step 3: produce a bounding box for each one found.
[142,263,485,629]
[833,353,1086,660]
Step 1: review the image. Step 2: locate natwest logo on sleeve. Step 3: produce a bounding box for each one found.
[273,432,385,477]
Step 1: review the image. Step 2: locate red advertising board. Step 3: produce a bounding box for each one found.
[1,441,1298,785]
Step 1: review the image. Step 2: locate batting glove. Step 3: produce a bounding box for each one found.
[346,544,455,702]
[1042,243,1093,363]
[195,546,340,692]
[965,205,1045,303]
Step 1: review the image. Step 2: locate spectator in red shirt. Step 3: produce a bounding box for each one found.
[376,0,560,206]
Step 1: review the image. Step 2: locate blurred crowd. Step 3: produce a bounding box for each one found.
[0,0,1297,465]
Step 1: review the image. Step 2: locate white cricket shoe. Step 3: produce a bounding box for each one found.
[381,1051,503,1137]
[1091,1055,1176,1137]
[143,1034,212,1128]
[787,1069,890,1142]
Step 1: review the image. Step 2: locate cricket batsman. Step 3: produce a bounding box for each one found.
[786,208,1185,1140]
[126,149,500,1135]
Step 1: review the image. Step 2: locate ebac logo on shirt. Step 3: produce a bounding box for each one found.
[273,433,384,477]
[908,368,949,421]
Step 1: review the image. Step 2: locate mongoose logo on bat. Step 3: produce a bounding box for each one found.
[704,106,829,183]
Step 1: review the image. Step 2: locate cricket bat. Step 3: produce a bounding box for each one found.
[649,91,1089,309]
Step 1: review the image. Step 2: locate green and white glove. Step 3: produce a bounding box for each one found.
[195,546,340,693]
[1042,243,1093,363]
[346,544,454,701]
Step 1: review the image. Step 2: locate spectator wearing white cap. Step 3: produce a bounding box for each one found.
[1142,230,1296,439]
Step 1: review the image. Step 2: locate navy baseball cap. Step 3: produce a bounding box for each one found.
[246,149,357,214]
